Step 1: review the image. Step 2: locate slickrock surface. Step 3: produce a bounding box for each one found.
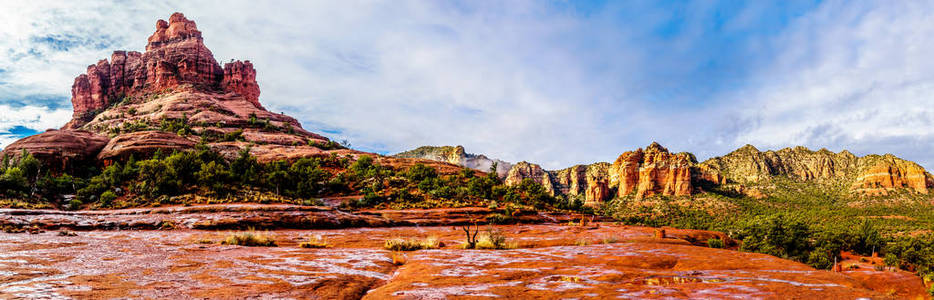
[96,130,197,161]
[0,205,582,231]
[0,222,924,299]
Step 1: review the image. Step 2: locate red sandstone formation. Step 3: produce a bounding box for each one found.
[97,131,196,161]
[505,142,934,202]
[610,142,697,198]
[66,12,260,129]
[504,161,555,194]
[222,60,261,108]
[851,155,934,195]
[504,143,727,205]
[7,12,367,168]
[0,130,109,170]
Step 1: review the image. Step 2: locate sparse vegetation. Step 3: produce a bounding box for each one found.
[599,177,932,277]
[299,235,330,248]
[383,237,440,251]
[707,238,723,248]
[473,227,514,250]
[221,230,277,247]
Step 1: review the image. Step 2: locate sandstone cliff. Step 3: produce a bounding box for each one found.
[504,161,555,194]
[700,145,934,196]
[393,145,512,177]
[503,143,723,206]
[610,142,709,199]
[66,12,262,129]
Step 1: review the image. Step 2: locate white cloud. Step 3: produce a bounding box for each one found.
[0,104,72,147]
[0,1,647,168]
[2,1,934,170]
[719,1,934,168]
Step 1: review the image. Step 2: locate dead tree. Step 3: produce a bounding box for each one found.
[461,215,480,249]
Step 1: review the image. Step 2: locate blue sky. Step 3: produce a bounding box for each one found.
[2,0,934,170]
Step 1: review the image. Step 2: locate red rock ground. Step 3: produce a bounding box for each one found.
[0,207,928,299]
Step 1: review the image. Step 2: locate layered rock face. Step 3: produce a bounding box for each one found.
[96,131,197,161]
[393,145,512,177]
[609,143,703,199]
[504,161,555,194]
[851,155,933,195]
[503,143,723,205]
[0,130,109,171]
[67,12,260,128]
[701,145,934,195]
[550,163,611,206]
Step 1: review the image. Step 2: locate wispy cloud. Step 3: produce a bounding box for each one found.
[718,1,934,168]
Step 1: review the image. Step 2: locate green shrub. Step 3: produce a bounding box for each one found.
[707,238,723,249]
[404,163,437,182]
[99,191,116,207]
[737,215,812,261]
[67,199,83,210]
[486,213,512,224]
[223,129,244,142]
[474,227,514,250]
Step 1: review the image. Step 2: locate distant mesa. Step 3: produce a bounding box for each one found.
[502,142,723,207]
[392,145,512,177]
[700,144,934,196]
[500,142,934,206]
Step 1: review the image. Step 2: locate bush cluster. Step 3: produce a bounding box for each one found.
[2,141,586,214]
[0,151,86,207]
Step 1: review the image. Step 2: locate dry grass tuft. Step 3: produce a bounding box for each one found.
[471,228,516,250]
[384,237,441,251]
[221,230,277,247]
[300,235,330,248]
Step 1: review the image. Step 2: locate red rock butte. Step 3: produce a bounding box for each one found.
[2,12,364,169]
[67,12,261,129]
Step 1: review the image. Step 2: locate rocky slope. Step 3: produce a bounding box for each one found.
[392,145,512,177]
[505,143,724,206]
[700,145,934,196]
[0,13,471,176]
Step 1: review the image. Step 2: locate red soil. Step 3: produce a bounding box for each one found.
[0,218,927,299]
